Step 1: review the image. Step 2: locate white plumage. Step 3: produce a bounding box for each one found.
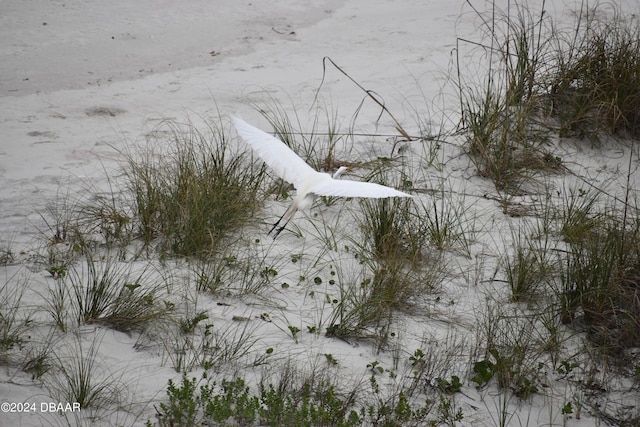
[232,116,413,237]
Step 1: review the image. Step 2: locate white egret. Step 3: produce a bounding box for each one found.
[232,116,413,237]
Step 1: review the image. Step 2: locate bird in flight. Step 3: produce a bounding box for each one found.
[232,116,413,237]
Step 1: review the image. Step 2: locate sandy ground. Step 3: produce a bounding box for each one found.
[2,0,640,425]
[0,0,345,95]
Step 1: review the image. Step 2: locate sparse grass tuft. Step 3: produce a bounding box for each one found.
[461,1,640,147]
[0,237,15,266]
[407,332,469,402]
[46,250,168,333]
[355,164,426,265]
[22,337,54,380]
[359,196,419,265]
[558,186,604,244]
[503,222,557,302]
[327,261,433,341]
[257,98,347,174]
[504,242,543,303]
[420,186,474,256]
[191,239,284,296]
[45,335,122,411]
[475,303,546,399]
[557,210,640,353]
[0,272,31,364]
[158,295,261,372]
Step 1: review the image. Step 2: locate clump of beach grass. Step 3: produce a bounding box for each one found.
[549,6,640,140]
[122,117,266,257]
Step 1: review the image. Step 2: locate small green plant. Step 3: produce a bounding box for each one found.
[262,267,278,278]
[179,311,209,334]
[207,377,260,425]
[477,303,547,398]
[513,377,538,399]
[155,367,365,426]
[288,325,301,343]
[472,351,539,399]
[47,265,67,279]
[324,353,338,366]
[409,348,426,368]
[367,360,385,375]
[436,395,464,426]
[362,374,432,426]
[157,376,264,427]
[436,375,463,394]
[158,374,200,426]
[259,379,358,426]
[561,400,577,425]
[162,377,246,425]
[471,358,495,388]
[556,360,579,377]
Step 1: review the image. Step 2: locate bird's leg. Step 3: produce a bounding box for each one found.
[268,203,297,239]
[271,222,288,238]
[268,211,287,237]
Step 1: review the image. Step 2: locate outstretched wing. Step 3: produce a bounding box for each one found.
[309,178,413,198]
[232,116,316,188]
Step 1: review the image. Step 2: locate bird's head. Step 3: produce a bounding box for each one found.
[332,166,349,179]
